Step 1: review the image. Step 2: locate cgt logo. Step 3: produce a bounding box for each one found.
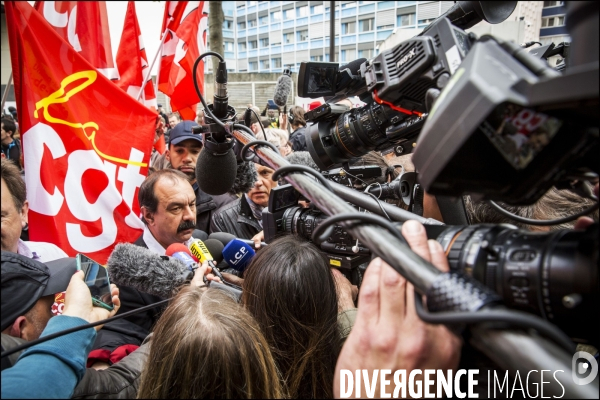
[572,351,598,385]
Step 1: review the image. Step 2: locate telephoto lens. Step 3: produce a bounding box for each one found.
[426,223,599,345]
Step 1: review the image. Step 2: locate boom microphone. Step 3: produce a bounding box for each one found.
[222,239,256,273]
[107,243,193,299]
[273,68,293,108]
[195,146,237,196]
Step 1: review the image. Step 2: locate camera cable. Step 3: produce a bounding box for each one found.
[487,200,599,226]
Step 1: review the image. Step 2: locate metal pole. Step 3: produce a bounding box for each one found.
[1,72,13,114]
[329,1,336,62]
[138,31,169,102]
[229,127,596,398]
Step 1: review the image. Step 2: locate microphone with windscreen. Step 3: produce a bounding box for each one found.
[195,146,237,196]
[107,244,193,299]
[165,243,199,270]
[274,68,293,108]
[222,239,256,274]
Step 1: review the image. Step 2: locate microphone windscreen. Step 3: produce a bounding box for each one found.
[222,239,256,273]
[340,58,367,75]
[165,243,192,257]
[273,74,293,108]
[107,243,192,299]
[203,239,225,264]
[208,232,237,247]
[195,148,237,195]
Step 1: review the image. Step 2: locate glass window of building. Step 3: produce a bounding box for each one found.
[342,21,356,34]
[272,58,282,68]
[358,18,374,32]
[238,21,246,30]
[311,54,324,61]
[297,30,308,41]
[541,15,565,27]
[397,13,415,27]
[248,19,257,27]
[247,1,257,6]
[224,41,234,51]
[249,61,258,71]
[223,20,233,30]
[260,59,270,69]
[358,49,373,58]
[259,15,268,25]
[311,4,323,14]
[249,40,258,49]
[239,42,247,51]
[297,5,308,17]
[259,37,269,47]
[418,18,435,25]
[543,1,564,7]
[341,2,356,8]
[283,9,294,19]
[271,11,281,22]
[283,32,295,44]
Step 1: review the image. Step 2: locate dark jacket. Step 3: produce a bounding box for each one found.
[210,196,262,240]
[193,183,218,233]
[289,126,307,152]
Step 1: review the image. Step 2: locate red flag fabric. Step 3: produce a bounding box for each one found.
[6,1,156,263]
[35,1,119,80]
[158,1,208,120]
[115,1,157,111]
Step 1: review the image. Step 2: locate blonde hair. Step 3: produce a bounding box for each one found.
[138,287,284,399]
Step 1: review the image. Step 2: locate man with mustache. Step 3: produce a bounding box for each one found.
[211,163,278,239]
[165,121,233,232]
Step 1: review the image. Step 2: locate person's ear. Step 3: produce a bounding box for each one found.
[9,316,26,339]
[20,199,29,227]
[165,148,171,162]
[141,207,155,225]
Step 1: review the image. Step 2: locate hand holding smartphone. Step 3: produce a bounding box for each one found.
[76,254,114,311]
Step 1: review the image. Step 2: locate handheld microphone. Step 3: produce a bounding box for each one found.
[222,239,256,273]
[107,244,193,299]
[189,239,225,266]
[165,243,199,270]
[209,232,268,249]
[273,68,293,108]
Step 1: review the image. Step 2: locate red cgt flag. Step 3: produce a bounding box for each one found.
[34,1,119,80]
[158,1,208,120]
[116,1,157,110]
[6,1,156,263]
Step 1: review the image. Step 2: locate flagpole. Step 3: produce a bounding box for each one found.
[137,30,168,101]
[1,72,13,114]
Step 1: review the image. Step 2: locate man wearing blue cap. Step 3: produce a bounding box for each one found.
[165,121,231,232]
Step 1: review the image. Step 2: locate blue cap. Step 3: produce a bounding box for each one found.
[169,120,203,146]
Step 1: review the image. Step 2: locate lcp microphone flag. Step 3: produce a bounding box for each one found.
[5,1,156,263]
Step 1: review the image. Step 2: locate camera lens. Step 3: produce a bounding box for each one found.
[435,224,599,344]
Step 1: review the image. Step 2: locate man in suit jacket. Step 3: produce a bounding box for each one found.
[116,169,208,333]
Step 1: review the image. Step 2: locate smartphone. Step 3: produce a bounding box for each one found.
[76,254,114,311]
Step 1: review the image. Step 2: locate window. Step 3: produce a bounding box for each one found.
[249,40,258,49]
[248,19,257,27]
[283,32,294,44]
[260,37,269,47]
[247,1,257,6]
[297,5,308,17]
[260,59,270,69]
[271,11,281,22]
[358,49,373,59]
[238,21,246,30]
[297,30,308,41]
[237,3,245,9]
[249,61,258,71]
[543,1,564,7]
[239,42,247,51]
[272,58,282,68]
[223,20,233,30]
[397,13,415,27]
[541,15,565,27]
[311,5,323,14]
[358,18,374,32]
[377,23,394,30]
[342,21,356,34]
[224,41,234,51]
[341,2,356,8]
[259,15,268,25]
[283,9,294,19]
[311,55,324,61]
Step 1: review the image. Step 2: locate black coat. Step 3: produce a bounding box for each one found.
[289,126,308,152]
[210,196,262,240]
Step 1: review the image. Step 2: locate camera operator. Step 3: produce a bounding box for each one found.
[288,106,308,152]
[334,220,462,397]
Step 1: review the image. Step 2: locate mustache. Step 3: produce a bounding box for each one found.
[177,220,196,233]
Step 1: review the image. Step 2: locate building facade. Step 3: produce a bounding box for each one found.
[539,1,569,45]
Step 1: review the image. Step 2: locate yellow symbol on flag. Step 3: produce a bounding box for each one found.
[34,70,147,167]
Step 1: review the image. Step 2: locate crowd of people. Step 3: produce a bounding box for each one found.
[1,98,598,399]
